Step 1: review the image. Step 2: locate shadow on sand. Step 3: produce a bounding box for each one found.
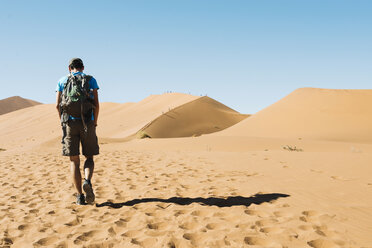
[96,193,290,209]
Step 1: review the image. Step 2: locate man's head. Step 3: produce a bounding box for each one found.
[69,58,84,72]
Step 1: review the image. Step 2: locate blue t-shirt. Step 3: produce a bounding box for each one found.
[56,71,99,120]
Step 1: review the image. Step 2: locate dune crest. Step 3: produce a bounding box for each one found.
[217,88,372,143]
[139,96,249,138]
[0,96,41,115]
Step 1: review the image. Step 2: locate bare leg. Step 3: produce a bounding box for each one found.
[70,155,82,194]
[83,156,95,204]
[84,156,94,181]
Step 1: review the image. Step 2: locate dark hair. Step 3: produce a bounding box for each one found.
[69,58,84,70]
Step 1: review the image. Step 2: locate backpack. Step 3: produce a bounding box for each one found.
[60,74,95,129]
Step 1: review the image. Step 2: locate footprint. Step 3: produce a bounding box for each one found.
[114,219,127,227]
[54,241,68,248]
[259,226,283,234]
[182,233,207,246]
[313,225,338,238]
[17,224,30,230]
[131,237,158,248]
[302,210,320,217]
[273,211,293,218]
[147,222,169,231]
[179,221,200,230]
[331,176,353,181]
[0,237,13,246]
[244,236,278,246]
[307,239,338,248]
[245,209,270,218]
[29,209,39,214]
[33,236,58,246]
[108,227,116,236]
[191,210,210,217]
[212,212,228,218]
[73,231,97,244]
[255,218,278,227]
[121,230,142,238]
[205,223,225,230]
[298,225,313,231]
[64,216,81,226]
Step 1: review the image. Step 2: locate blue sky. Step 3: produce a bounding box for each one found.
[0,0,371,113]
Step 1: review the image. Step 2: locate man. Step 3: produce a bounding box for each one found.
[56,58,100,205]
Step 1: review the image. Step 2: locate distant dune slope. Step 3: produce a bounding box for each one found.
[0,96,41,115]
[98,93,199,138]
[0,93,201,149]
[217,88,372,143]
[139,96,249,138]
[0,93,248,150]
[0,104,60,150]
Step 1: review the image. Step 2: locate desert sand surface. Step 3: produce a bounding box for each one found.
[218,88,372,143]
[1,88,372,248]
[0,96,41,115]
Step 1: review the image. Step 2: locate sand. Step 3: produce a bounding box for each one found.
[98,93,200,139]
[0,89,372,247]
[218,88,372,143]
[0,96,41,115]
[140,96,248,138]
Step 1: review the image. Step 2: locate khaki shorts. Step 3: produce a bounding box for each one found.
[62,120,99,156]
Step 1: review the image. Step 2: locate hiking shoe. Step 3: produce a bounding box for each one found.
[83,179,95,204]
[76,194,86,205]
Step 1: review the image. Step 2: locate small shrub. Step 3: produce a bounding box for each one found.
[137,132,151,139]
[0,148,6,152]
[282,145,303,152]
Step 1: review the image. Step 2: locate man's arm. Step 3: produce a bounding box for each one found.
[93,89,99,126]
[56,91,62,119]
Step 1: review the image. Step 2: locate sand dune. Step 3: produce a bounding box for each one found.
[98,93,199,139]
[1,90,372,247]
[139,96,249,138]
[217,88,372,143]
[0,93,199,151]
[0,96,41,115]
[0,93,247,150]
[0,104,60,151]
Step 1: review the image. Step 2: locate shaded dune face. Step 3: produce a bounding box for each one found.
[139,96,249,138]
[217,88,372,143]
[0,96,41,115]
[98,93,200,139]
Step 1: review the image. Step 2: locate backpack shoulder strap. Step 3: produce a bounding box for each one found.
[82,75,92,90]
[85,75,92,84]
[63,74,73,87]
